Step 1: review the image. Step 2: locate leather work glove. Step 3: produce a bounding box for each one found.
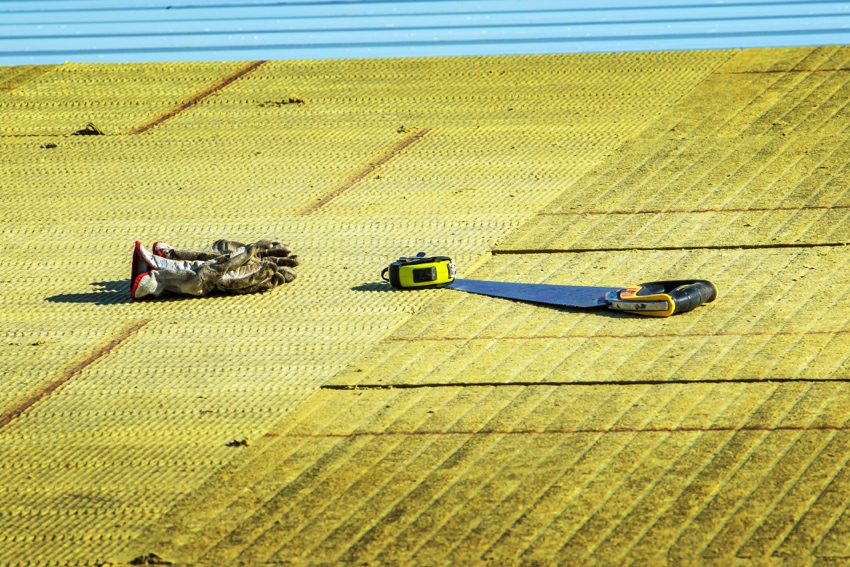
[131,239,299,299]
[152,239,299,264]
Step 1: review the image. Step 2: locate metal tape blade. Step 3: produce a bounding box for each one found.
[448,279,621,308]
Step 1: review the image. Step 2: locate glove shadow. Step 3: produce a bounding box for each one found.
[46,280,134,305]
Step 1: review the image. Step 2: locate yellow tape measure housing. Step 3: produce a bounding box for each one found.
[383,254,456,289]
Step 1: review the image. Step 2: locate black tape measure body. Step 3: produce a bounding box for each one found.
[382,253,456,289]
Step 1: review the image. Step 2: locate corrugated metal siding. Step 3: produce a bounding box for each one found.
[2,0,850,65]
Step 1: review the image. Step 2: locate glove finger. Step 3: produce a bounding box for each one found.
[209,240,247,255]
[216,262,277,290]
[277,266,297,283]
[244,240,280,261]
[230,270,288,294]
[258,244,293,258]
[173,249,221,261]
[251,239,281,252]
[269,255,300,268]
[155,242,222,261]
[225,278,276,294]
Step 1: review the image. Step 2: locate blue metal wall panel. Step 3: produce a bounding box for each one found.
[2,0,850,65]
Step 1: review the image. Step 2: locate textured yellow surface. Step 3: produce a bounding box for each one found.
[0,65,57,92]
[0,50,732,565]
[498,47,850,253]
[5,45,850,565]
[135,383,850,564]
[330,246,850,386]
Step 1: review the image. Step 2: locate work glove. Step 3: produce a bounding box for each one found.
[152,239,298,264]
[154,239,299,293]
[131,239,299,299]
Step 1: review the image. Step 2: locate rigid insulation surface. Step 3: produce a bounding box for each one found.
[2,46,850,565]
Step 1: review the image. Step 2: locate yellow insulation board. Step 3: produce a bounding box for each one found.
[133,383,850,564]
[330,246,850,386]
[498,46,850,252]
[0,50,732,564]
[0,65,57,92]
[118,46,850,566]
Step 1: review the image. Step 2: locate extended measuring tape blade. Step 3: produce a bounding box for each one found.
[448,279,620,308]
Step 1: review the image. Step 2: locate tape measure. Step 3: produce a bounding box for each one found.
[381,252,716,317]
[382,252,456,289]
